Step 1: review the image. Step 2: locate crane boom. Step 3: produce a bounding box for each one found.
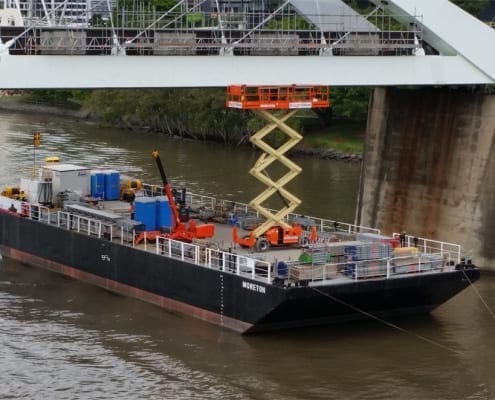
[152,150,181,230]
[134,150,215,245]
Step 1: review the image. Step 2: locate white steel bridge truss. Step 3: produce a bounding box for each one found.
[0,0,494,88]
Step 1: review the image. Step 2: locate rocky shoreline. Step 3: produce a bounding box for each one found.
[292,146,363,162]
[0,97,363,162]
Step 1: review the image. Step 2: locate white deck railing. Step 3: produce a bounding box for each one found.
[7,200,273,283]
[393,232,462,265]
[153,236,271,282]
[286,251,452,286]
[140,183,379,236]
[1,195,466,286]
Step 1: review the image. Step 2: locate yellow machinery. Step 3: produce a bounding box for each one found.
[45,156,60,163]
[1,187,26,200]
[120,179,143,202]
[226,85,330,247]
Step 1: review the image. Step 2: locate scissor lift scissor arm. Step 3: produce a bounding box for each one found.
[226,85,330,240]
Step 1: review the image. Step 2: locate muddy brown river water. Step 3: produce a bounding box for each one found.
[0,111,494,399]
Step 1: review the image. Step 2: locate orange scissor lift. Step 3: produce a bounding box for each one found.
[226,85,330,252]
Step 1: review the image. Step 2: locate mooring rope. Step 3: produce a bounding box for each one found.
[311,287,463,355]
[462,269,495,319]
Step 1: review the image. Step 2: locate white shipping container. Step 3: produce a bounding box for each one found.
[43,164,91,203]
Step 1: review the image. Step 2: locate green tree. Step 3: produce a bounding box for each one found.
[330,87,372,120]
[451,0,489,17]
[29,90,74,105]
[153,0,178,11]
[84,88,252,144]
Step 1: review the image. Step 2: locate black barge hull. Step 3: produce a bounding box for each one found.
[0,210,481,333]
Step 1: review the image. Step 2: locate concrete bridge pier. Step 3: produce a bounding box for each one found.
[356,87,495,269]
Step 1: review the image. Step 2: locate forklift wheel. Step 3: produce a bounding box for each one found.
[298,236,310,246]
[255,238,270,252]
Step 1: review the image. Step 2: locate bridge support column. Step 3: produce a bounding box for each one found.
[357,87,495,269]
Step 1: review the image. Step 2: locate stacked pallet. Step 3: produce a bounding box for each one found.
[343,241,394,278]
[290,264,339,281]
[345,242,393,260]
[299,240,363,264]
[392,248,445,273]
[392,247,419,273]
[356,232,399,248]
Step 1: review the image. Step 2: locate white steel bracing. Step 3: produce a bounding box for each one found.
[1,0,495,88]
[249,110,303,238]
[372,0,495,81]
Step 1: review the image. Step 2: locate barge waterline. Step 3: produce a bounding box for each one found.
[0,245,253,333]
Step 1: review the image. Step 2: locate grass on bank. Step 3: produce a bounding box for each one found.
[300,119,366,154]
[0,91,82,110]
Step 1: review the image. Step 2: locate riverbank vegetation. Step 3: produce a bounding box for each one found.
[9,87,370,158]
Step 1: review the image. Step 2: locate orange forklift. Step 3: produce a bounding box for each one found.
[233,223,314,252]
